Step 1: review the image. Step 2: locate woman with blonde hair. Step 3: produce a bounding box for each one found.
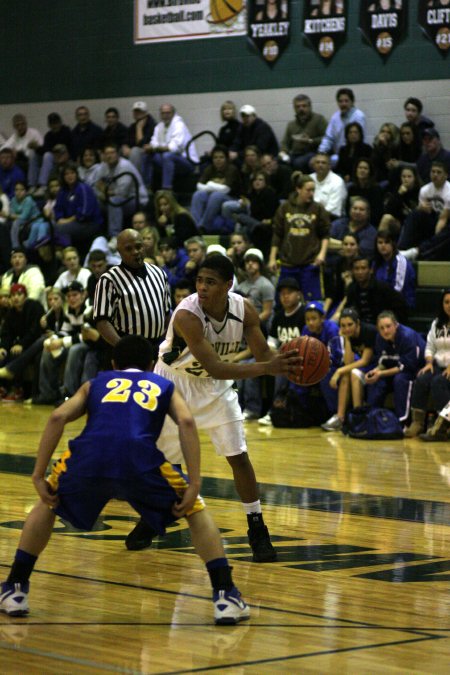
[154,189,197,247]
[217,101,241,150]
[141,225,163,266]
[372,122,400,185]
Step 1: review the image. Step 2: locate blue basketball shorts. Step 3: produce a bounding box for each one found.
[47,450,205,533]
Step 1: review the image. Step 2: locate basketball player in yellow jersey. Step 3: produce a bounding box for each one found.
[127,254,300,562]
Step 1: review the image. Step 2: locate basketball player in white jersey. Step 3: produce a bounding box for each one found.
[127,254,300,561]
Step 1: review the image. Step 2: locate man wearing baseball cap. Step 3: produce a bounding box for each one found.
[237,248,274,327]
[303,301,339,345]
[122,101,156,176]
[229,105,279,164]
[417,127,450,183]
[258,277,306,425]
[236,248,275,420]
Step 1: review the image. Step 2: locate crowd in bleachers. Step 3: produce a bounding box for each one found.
[0,90,449,440]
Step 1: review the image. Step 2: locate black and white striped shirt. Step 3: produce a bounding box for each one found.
[93,263,171,340]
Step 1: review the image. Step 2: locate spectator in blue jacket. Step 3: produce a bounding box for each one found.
[9,181,49,250]
[54,163,103,257]
[159,237,189,288]
[373,228,416,309]
[302,301,339,344]
[0,148,25,199]
[365,311,425,423]
[297,300,340,415]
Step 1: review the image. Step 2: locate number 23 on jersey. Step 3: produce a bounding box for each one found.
[101,378,162,411]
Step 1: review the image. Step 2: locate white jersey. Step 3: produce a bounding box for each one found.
[155,292,247,454]
[158,291,245,379]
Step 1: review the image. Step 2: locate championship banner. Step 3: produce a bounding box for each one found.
[359,0,407,59]
[418,0,450,55]
[247,0,290,64]
[134,0,246,43]
[302,1,347,61]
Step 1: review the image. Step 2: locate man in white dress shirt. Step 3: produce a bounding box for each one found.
[143,103,198,190]
[310,153,347,219]
[2,114,43,189]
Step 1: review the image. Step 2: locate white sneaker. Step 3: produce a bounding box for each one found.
[243,410,259,420]
[321,414,343,431]
[213,588,250,625]
[0,582,29,617]
[400,247,419,261]
[258,413,272,426]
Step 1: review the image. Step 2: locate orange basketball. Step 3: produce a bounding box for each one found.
[281,336,330,386]
[209,0,243,24]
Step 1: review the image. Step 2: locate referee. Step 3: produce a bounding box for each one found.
[93,229,171,354]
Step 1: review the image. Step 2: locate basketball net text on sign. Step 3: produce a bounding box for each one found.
[134,0,247,43]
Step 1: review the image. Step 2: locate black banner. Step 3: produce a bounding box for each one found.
[359,1,407,59]
[248,0,290,65]
[302,1,347,61]
[418,0,450,55]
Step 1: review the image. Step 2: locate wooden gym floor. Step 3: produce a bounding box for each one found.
[0,403,449,674]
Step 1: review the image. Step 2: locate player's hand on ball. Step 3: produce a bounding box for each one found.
[267,349,301,377]
[279,336,330,386]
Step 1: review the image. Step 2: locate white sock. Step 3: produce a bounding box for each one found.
[242,500,261,515]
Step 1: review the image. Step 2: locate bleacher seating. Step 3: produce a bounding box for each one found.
[409,262,450,335]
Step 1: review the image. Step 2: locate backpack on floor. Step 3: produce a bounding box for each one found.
[344,406,404,440]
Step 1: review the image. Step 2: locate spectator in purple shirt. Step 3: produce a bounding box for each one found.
[54,163,103,257]
[0,148,25,199]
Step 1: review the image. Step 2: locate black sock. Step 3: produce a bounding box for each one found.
[7,549,37,584]
[247,512,264,530]
[208,565,234,592]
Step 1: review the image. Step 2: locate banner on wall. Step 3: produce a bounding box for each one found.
[418,0,450,55]
[302,1,347,61]
[359,0,407,59]
[134,0,247,43]
[247,0,290,64]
